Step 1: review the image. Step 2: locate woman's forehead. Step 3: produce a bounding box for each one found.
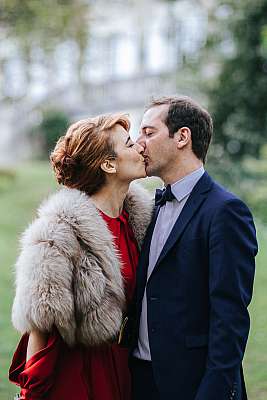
[112,125,129,144]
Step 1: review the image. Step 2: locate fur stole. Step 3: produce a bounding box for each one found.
[12,182,153,347]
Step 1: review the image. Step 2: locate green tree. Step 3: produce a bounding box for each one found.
[0,0,90,100]
[0,0,89,49]
[39,110,70,155]
[208,0,267,160]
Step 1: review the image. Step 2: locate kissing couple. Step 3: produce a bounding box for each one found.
[10,95,257,400]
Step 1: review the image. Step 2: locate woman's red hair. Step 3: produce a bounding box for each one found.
[50,113,130,195]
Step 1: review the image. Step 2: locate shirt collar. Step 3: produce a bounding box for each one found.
[169,166,205,202]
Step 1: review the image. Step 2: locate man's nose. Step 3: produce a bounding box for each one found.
[136,133,145,147]
[134,142,144,153]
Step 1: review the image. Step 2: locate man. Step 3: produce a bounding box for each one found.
[130,96,258,400]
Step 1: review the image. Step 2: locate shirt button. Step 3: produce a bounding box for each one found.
[151,327,156,333]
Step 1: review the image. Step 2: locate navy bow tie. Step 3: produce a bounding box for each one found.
[155,184,175,207]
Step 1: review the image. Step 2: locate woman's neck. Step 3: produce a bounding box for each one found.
[90,181,130,218]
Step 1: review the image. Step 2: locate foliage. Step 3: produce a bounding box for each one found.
[0,0,89,51]
[206,0,267,160]
[206,141,267,224]
[0,0,90,101]
[37,110,70,156]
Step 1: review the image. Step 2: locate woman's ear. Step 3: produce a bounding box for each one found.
[175,127,191,149]
[100,159,117,174]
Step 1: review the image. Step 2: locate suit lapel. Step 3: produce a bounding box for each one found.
[147,172,213,282]
[136,206,160,301]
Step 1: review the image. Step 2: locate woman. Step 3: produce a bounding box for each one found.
[9,113,153,399]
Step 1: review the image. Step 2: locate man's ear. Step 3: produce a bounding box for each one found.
[100,159,117,174]
[175,127,191,149]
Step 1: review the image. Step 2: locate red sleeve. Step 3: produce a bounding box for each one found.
[9,331,61,400]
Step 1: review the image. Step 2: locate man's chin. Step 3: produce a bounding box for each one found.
[145,165,153,177]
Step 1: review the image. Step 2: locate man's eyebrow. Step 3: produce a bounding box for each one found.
[141,125,156,130]
[125,136,131,145]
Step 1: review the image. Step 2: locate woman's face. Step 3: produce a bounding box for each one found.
[111,125,146,182]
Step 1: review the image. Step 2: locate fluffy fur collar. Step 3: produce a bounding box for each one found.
[12,182,153,346]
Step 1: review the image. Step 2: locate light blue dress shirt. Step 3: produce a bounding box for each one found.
[134,166,205,361]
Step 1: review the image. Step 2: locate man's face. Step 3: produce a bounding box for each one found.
[137,105,176,178]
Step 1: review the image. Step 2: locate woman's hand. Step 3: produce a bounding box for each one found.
[26,329,48,361]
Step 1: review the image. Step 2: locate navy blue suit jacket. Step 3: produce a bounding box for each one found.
[133,172,258,400]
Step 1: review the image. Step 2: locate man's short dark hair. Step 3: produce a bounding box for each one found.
[146,95,213,163]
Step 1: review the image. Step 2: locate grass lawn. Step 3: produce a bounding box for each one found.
[0,162,266,399]
[0,162,57,399]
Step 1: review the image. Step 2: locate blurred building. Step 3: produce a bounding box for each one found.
[0,0,208,164]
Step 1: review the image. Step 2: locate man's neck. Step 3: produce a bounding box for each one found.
[162,160,203,185]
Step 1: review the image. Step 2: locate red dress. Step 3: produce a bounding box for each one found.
[9,209,139,400]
